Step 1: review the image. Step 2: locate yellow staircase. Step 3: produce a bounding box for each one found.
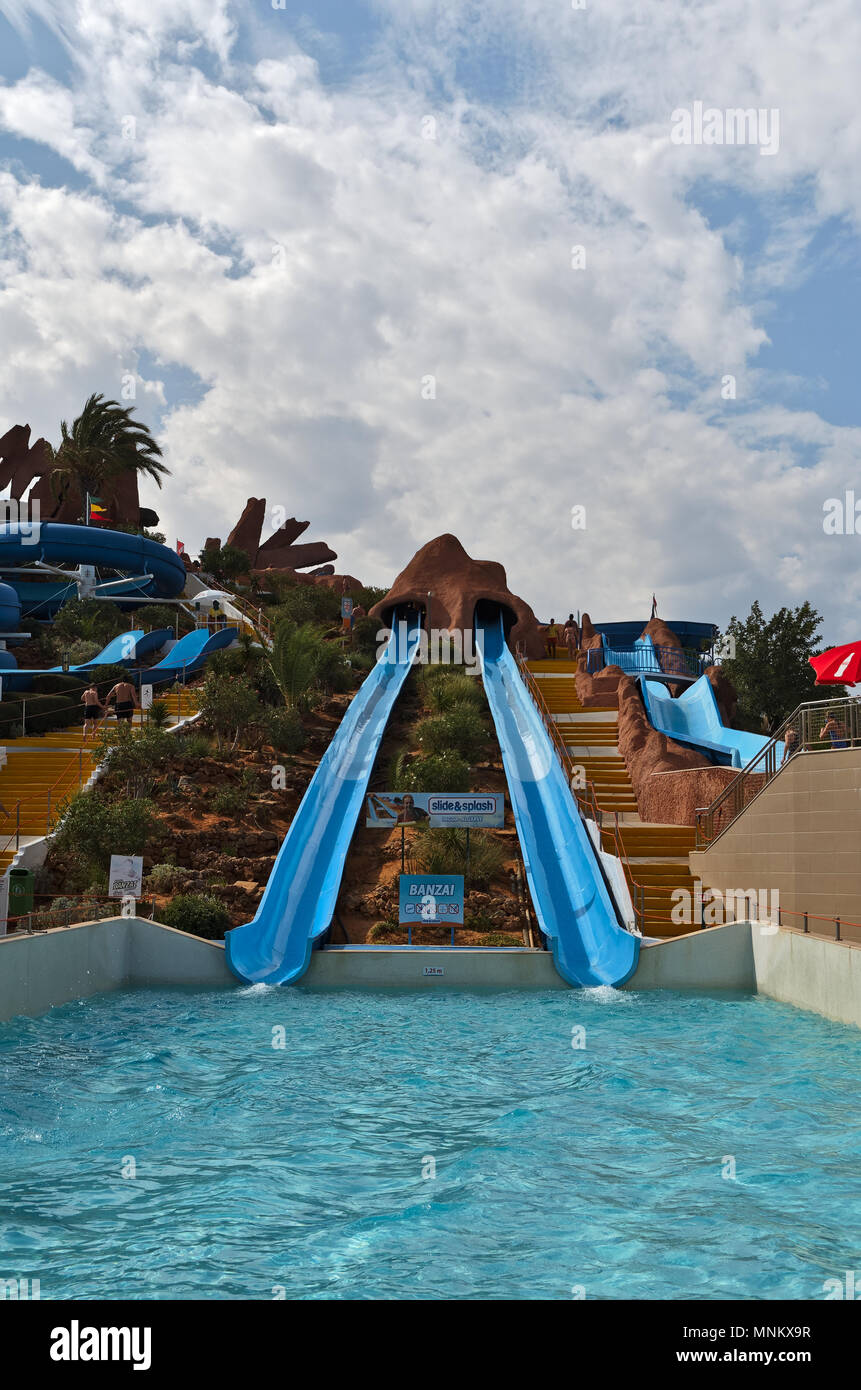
[0,739,96,873]
[527,659,697,937]
[0,694,200,875]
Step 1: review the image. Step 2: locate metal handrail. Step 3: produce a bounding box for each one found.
[517,656,657,931]
[695,693,861,848]
[0,745,89,856]
[586,644,700,678]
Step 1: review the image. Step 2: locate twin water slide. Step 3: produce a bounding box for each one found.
[639,674,782,769]
[227,608,639,990]
[226,615,422,986]
[1,628,175,692]
[140,626,238,685]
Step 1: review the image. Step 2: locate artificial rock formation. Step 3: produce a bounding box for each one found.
[218,496,339,576]
[369,533,545,658]
[0,422,150,527]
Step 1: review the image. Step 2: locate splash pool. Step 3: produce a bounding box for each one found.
[1,985,859,1300]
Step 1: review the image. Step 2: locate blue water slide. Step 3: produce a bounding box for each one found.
[639,674,782,769]
[226,617,421,986]
[476,614,639,988]
[139,626,238,685]
[0,628,176,692]
[0,522,187,612]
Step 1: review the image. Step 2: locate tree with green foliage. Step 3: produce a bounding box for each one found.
[719,600,845,729]
[47,393,169,517]
[199,544,251,583]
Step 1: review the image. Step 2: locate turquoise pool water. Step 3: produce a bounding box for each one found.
[1,985,859,1300]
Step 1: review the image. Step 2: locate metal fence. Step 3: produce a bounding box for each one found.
[586,644,700,678]
[696,695,861,847]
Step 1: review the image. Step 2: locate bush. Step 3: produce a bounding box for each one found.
[148,863,181,892]
[198,672,261,750]
[147,699,171,728]
[401,750,470,793]
[34,896,117,929]
[262,706,305,754]
[269,621,319,708]
[179,732,212,759]
[415,706,488,762]
[160,893,231,940]
[270,584,341,627]
[425,672,484,712]
[409,827,504,888]
[213,785,249,816]
[367,919,402,943]
[51,793,159,877]
[474,932,520,947]
[95,724,175,794]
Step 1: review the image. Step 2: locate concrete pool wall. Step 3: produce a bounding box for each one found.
[0,916,858,1028]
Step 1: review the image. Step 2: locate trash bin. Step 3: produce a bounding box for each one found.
[9,868,35,920]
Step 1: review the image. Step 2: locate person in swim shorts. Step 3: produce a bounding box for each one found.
[545,620,559,660]
[106,678,139,724]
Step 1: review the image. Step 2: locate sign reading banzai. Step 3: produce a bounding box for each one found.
[399,874,464,925]
[366,792,503,828]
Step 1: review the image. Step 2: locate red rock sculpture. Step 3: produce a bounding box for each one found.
[368,533,545,658]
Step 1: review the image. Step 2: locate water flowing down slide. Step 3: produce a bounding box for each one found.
[226,617,421,986]
[476,613,639,988]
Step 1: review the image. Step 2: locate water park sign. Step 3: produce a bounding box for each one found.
[366,793,504,828]
[399,875,464,925]
[108,855,143,899]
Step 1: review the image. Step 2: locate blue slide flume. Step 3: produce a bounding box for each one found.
[476,614,639,988]
[226,616,421,985]
[639,674,782,769]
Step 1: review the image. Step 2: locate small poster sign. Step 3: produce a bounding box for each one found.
[109,855,143,899]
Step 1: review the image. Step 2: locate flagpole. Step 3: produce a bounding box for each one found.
[85,491,90,526]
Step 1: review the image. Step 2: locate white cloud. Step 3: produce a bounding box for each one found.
[0,0,860,642]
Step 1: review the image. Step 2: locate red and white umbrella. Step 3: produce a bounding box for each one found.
[809,642,861,685]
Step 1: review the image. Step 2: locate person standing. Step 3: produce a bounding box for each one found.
[544,619,559,660]
[81,685,104,740]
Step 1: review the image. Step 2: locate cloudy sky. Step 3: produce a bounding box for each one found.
[1,0,860,638]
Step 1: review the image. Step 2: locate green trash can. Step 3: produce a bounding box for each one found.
[9,868,35,922]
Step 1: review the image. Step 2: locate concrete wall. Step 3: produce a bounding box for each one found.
[691,748,861,938]
[0,916,232,1022]
[303,946,565,989]
[629,921,755,991]
[752,929,861,1029]
[1,917,859,1032]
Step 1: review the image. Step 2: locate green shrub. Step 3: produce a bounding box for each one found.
[148,863,181,892]
[415,706,488,762]
[180,732,212,759]
[147,699,171,728]
[96,724,175,794]
[213,785,249,816]
[269,620,319,708]
[474,932,519,947]
[198,672,261,749]
[262,706,305,754]
[367,919,402,942]
[52,793,159,877]
[426,673,484,712]
[160,893,231,940]
[269,584,341,627]
[401,750,470,793]
[409,827,504,888]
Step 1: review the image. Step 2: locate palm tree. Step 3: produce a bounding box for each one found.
[48,393,169,520]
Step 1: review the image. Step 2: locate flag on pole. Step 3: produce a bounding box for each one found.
[176,540,186,554]
[87,494,110,525]
[650,594,658,619]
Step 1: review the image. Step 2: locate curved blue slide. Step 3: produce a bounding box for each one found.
[1,628,174,692]
[140,626,239,685]
[477,615,639,988]
[0,521,186,600]
[226,617,421,985]
[639,674,782,770]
